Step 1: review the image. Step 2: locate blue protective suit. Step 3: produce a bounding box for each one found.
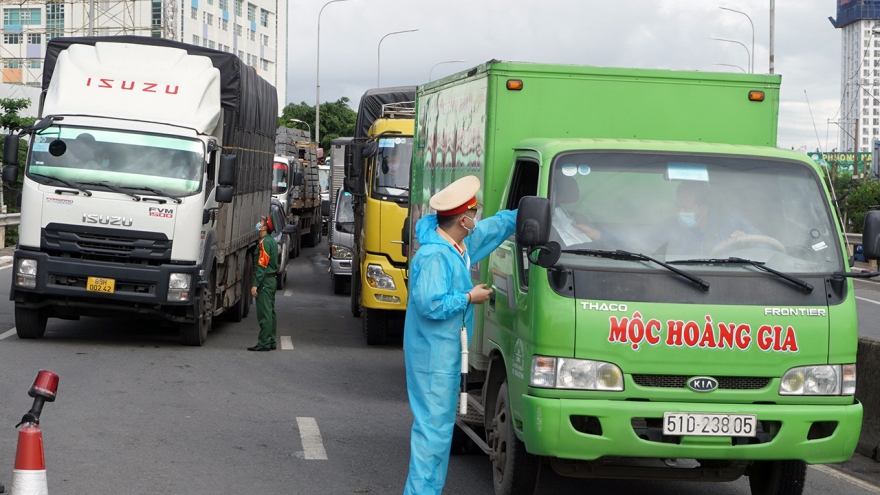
[403,209,517,495]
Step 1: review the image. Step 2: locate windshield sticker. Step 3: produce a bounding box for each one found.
[33,142,49,152]
[561,164,577,176]
[578,165,591,175]
[667,163,709,182]
[378,138,394,148]
[607,312,799,353]
[811,241,828,251]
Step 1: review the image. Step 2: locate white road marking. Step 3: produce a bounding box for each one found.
[280,335,293,350]
[0,328,14,340]
[284,289,293,297]
[296,417,327,460]
[810,464,880,494]
[856,296,880,306]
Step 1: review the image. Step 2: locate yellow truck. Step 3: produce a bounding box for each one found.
[346,87,415,344]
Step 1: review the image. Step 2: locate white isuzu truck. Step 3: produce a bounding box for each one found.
[3,36,279,345]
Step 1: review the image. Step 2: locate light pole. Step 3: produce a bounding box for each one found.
[289,119,312,140]
[317,0,353,147]
[720,7,754,73]
[378,29,418,87]
[429,60,466,81]
[712,63,746,73]
[709,38,751,75]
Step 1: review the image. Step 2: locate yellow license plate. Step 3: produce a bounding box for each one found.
[87,277,115,293]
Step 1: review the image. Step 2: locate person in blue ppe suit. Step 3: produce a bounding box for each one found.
[403,175,517,495]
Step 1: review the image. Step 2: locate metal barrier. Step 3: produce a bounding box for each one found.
[0,213,20,249]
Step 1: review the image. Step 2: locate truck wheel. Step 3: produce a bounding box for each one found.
[181,274,214,346]
[351,264,361,317]
[241,260,252,319]
[15,305,47,339]
[362,308,388,345]
[748,460,806,495]
[490,381,541,495]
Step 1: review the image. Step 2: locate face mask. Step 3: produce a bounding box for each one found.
[463,215,477,235]
[678,212,698,229]
[255,222,262,232]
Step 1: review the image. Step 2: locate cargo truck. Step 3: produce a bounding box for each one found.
[346,86,415,344]
[3,36,278,346]
[328,136,352,226]
[409,61,869,494]
[276,126,322,248]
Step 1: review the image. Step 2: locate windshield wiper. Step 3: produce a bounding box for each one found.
[30,173,92,196]
[561,248,709,291]
[669,257,813,294]
[78,181,142,201]
[120,186,182,204]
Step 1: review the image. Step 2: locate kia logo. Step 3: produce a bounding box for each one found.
[687,376,718,393]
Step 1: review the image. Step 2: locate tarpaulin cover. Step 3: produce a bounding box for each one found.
[352,86,415,172]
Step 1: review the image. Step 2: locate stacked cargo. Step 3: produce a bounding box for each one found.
[276,126,323,247]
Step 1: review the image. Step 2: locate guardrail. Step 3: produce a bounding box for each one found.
[0,213,20,249]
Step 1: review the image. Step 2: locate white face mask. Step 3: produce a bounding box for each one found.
[463,214,477,235]
[678,212,698,229]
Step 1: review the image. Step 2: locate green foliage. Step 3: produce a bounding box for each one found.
[278,98,356,151]
[0,97,36,245]
[842,180,880,233]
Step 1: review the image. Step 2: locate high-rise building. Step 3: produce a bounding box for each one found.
[831,0,880,152]
[0,0,287,113]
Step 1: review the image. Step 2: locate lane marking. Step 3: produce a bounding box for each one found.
[810,464,880,494]
[284,289,293,297]
[0,328,14,340]
[856,296,880,306]
[296,417,327,460]
[280,335,293,350]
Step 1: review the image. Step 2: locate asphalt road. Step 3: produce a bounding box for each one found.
[0,242,877,494]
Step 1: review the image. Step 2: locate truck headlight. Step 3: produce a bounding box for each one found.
[15,259,37,289]
[779,364,855,396]
[530,356,624,391]
[366,264,395,290]
[167,273,191,302]
[331,245,352,260]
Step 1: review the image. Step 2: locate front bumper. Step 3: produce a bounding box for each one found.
[519,395,862,464]
[10,250,200,312]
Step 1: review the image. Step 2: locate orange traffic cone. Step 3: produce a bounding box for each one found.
[8,424,48,495]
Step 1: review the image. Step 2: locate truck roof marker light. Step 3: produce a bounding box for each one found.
[507,79,524,91]
[748,91,765,102]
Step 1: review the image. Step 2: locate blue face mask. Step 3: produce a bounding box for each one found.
[678,212,698,229]
[255,222,261,232]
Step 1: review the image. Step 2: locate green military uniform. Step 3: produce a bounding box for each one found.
[253,233,278,348]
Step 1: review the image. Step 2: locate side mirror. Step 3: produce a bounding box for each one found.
[293,172,303,187]
[863,210,880,260]
[402,216,411,247]
[362,141,378,158]
[321,199,331,216]
[282,224,297,235]
[529,241,561,268]
[215,185,234,203]
[516,196,552,248]
[3,135,19,165]
[218,154,237,186]
[2,165,18,184]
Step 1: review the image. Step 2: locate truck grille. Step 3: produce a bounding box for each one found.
[631,375,770,390]
[42,223,172,265]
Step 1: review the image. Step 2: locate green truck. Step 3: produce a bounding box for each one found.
[409,61,872,494]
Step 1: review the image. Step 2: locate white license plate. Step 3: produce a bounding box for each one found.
[663,413,757,437]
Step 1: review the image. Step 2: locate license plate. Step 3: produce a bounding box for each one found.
[663,413,757,437]
[86,277,115,294]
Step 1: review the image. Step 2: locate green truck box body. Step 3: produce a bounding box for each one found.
[411,61,861,469]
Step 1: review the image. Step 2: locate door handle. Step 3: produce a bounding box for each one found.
[488,289,496,310]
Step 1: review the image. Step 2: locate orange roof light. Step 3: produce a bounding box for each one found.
[507,79,524,91]
[748,91,765,102]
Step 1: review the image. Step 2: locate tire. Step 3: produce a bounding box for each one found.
[351,263,361,317]
[15,304,47,339]
[490,381,541,495]
[748,460,806,495]
[362,308,388,345]
[332,275,346,295]
[181,272,214,346]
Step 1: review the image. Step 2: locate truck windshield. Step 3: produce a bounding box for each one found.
[374,137,412,197]
[272,161,289,194]
[549,152,842,274]
[27,126,204,196]
[318,167,330,194]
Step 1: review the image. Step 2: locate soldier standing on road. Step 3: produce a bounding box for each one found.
[403,175,518,495]
[248,213,278,351]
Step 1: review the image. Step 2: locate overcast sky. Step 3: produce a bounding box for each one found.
[285,0,840,151]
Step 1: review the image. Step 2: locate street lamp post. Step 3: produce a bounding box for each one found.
[378,29,418,87]
[289,119,312,140]
[709,37,751,75]
[712,63,746,73]
[429,60,466,81]
[720,7,754,73]
[317,0,352,147]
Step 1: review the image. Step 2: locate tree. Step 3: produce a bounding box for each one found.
[0,97,36,245]
[278,97,356,151]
